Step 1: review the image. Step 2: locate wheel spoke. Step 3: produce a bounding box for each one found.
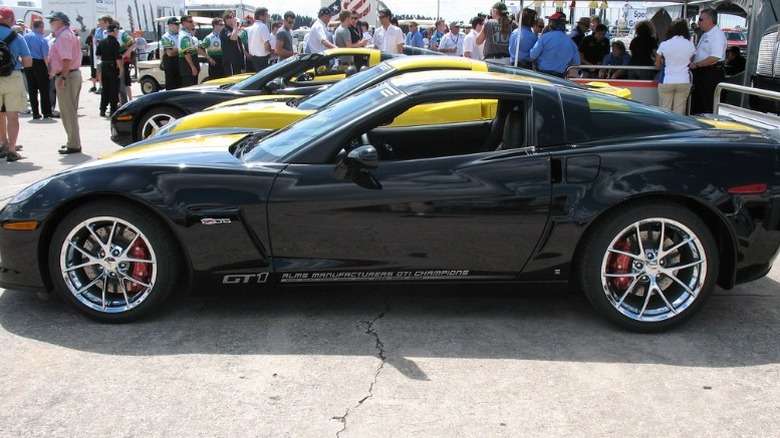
[659,236,694,259]
[634,223,646,256]
[117,273,132,309]
[106,219,118,250]
[653,283,678,315]
[616,276,641,308]
[73,272,106,296]
[665,259,704,270]
[607,248,640,259]
[604,272,640,278]
[100,276,108,311]
[665,271,698,297]
[67,239,98,260]
[637,285,653,319]
[657,220,666,253]
[63,260,102,273]
[85,222,108,251]
[118,271,152,289]
[119,233,141,257]
[120,256,154,264]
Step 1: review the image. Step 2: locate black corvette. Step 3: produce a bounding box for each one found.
[3,70,780,332]
[110,48,403,146]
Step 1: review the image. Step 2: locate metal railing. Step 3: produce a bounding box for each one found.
[714,82,780,130]
[564,64,659,79]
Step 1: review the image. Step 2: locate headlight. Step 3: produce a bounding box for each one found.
[153,118,181,137]
[9,177,53,205]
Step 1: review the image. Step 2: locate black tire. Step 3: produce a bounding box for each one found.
[136,107,184,141]
[139,77,160,94]
[578,201,718,332]
[48,201,182,323]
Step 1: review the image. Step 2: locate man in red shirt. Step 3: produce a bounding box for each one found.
[46,11,82,154]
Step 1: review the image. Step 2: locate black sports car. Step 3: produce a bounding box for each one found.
[110,48,403,146]
[3,70,780,332]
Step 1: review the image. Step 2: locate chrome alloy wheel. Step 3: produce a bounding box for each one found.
[140,113,176,139]
[600,218,707,323]
[59,216,158,314]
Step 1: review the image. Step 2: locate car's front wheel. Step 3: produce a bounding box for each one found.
[136,107,183,141]
[48,201,181,322]
[579,202,718,332]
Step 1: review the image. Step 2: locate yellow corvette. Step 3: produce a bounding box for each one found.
[156,56,632,137]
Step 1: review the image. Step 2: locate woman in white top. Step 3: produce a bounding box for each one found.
[655,19,697,114]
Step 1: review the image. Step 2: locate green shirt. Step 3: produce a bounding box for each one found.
[178,28,198,58]
[199,31,222,56]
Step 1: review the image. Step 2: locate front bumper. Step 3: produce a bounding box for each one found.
[110,117,134,146]
[0,205,46,292]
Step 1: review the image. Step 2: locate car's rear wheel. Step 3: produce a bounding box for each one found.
[579,202,718,332]
[137,107,183,141]
[48,201,181,323]
[139,77,160,94]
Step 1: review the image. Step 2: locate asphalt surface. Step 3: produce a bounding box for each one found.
[1,68,779,437]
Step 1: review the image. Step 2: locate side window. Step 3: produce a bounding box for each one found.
[355,98,529,161]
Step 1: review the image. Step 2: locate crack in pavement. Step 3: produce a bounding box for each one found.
[333,300,390,438]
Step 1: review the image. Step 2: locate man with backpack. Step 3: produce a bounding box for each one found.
[0,7,32,162]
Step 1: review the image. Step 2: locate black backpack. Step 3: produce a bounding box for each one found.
[0,31,18,77]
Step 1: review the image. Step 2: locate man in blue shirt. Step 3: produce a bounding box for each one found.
[404,21,424,48]
[0,7,32,162]
[510,8,539,68]
[529,12,580,77]
[23,20,52,119]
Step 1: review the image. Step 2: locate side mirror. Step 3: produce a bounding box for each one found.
[267,77,284,91]
[331,145,382,190]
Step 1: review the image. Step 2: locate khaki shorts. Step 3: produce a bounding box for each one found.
[0,70,27,112]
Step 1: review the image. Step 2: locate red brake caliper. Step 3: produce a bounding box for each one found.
[609,239,633,290]
[126,240,151,293]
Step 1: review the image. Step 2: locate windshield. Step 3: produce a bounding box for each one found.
[244,83,406,162]
[297,64,394,111]
[725,31,746,41]
[229,55,301,90]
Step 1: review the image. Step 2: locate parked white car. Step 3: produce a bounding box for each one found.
[136,59,211,94]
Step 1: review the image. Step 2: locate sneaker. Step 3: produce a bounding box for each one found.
[89,86,97,92]
[96,87,102,94]
[0,144,7,159]
[6,151,23,162]
[32,114,42,120]
[20,109,31,115]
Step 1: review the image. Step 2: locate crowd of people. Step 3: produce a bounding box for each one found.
[0,1,745,163]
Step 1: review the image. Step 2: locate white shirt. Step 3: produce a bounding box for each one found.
[694,25,727,63]
[463,31,483,60]
[439,31,464,56]
[307,18,332,54]
[374,24,403,53]
[247,21,272,56]
[657,35,696,84]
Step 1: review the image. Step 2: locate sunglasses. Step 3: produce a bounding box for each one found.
[378,15,387,19]
[351,16,358,19]
[183,20,193,23]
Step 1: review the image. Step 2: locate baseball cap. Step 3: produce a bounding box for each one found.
[449,21,460,28]
[167,17,180,25]
[0,7,13,20]
[107,24,120,32]
[577,17,590,26]
[45,11,71,25]
[318,7,333,16]
[15,19,23,24]
[492,2,508,12]
[546,12,566,21]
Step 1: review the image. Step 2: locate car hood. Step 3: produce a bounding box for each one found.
[170,102,314,133]
[207,94,299,110]
[75,132,255,169]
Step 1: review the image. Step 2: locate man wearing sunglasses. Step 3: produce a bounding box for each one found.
[688,8,726,114]
[178,15,200,86]
[374,8,403,54]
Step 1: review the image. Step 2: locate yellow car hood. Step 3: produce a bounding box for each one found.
[98,132,249,164]
[207,94,299,110]
[171,102,313,133]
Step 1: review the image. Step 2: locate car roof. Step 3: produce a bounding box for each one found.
[386,70,551,95]
[385,55,487,71]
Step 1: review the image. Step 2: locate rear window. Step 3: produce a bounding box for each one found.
[558,87,706,144]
